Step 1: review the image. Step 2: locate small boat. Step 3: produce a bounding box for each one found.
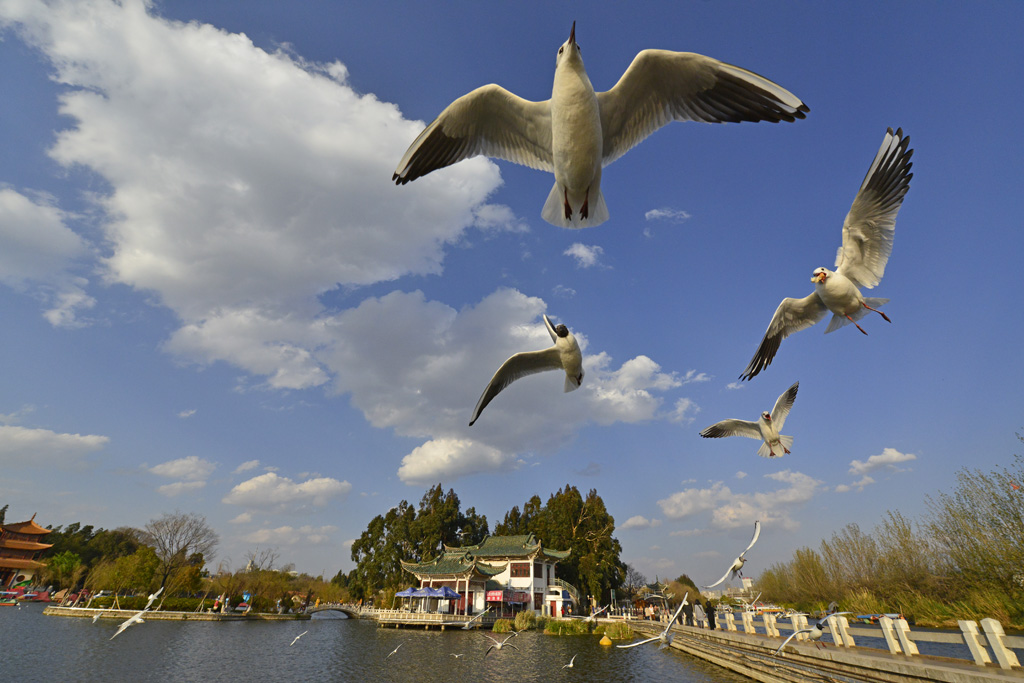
[0,591,20,607]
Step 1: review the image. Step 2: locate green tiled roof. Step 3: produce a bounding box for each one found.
[402,534,569,577]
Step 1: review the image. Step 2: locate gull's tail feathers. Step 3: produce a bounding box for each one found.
[541,183,609,228]
[825,298,889,333]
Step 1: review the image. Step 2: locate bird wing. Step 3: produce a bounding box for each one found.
[616,636,661,649]
[773,629,811,656]
[543,314,559,343]
[469,347,563,425]
[742,520,762,555]
[700,418,762,441]
[393,84,553,184]
[740,294,828,381]
[597,51,808,166]
[484,645,495,657]
[770,382,800,428]
[704,565,734,589]
[664,593,688,634]
[834,128,913,289]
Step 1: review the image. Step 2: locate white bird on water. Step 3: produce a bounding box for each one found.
[483,631,519,657]
[617,593,687,649]
[699,382,799,457]
[705,522,761,589]
[110,586,163,640]
[773,610,853,656]
[394,22,808,228]
[739,128,914,380]
[290,630,308,646]
[469,315,583,426]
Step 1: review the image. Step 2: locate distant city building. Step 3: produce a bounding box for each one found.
[0,514,53,588]
[401,533,575,617]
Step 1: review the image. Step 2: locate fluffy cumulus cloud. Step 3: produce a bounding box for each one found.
[243,525,338,545]
[644,208,692,223]
[849,447,917,476]
[233,459,261,474]
[0,188,94,326]
[563,243,605,268]
[148,456,215,497]
[657,469,823,532]
[223,472,351,510]
[0,1,693,484]
[0,424,108,468]
[621,515,660,530]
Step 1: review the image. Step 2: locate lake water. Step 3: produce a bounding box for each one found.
[1,605,753,682]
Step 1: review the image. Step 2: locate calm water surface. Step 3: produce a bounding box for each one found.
[1,605,753,682]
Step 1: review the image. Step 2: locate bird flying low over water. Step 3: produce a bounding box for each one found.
[469,314,583,426]
[110,586,163,640]
[563,654,577,669]
[740,128,914,380]
[483,631,519,657]
[704,522,761,589]
[700,382,799,457]
[394,22,809,228]
[290,630,308,646]
[617,593,687,649]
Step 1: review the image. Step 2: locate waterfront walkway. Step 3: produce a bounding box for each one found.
[44,606,308,621]
[629,614,1023,682]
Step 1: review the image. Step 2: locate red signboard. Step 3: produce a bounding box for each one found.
[486,590,504,601]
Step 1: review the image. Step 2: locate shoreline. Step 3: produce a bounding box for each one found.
[43,605,310,621]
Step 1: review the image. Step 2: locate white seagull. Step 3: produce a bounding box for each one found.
[699,382,799,457]
[385,642,403,660]
[109,586,164,640]
[290,630,308,646]
[483,631,519,657]
[740,128,914,380]
[461,607,491,629]
[571,604,609,622]
[394,22,808,228]
[617,593,687,649]
[773,611,853,656]
[450,653,465,659]
[705,522,762,589]
[469,314,583,426]
[562,654,577,669]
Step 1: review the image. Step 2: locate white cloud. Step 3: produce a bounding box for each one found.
[679,370,711,384]
[0,406,35,426]
[398,438,519,485]
[148,455,215,481]
[223,472,351,509]
[233,459,261,474]
[669,398,699,424]
[563,243,604,268]
[849,447,917,476]
[621,515,661,530]
[644,208,692,223]
[0,188,94,326]
[0,424,108,468]
[552,284,576,298]
[735,471,747,479]
[658,469,824,532]
[726,382,744,390]
[243,525,338,545]
[230,512,253,524]
[156,480,205,497]
[177,409,197,419]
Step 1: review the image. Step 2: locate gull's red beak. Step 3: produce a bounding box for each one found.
[569,21,576,46]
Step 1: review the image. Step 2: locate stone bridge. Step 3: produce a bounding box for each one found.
[304,602,364,618]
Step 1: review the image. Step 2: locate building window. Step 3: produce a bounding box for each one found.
[510,562,530,578]
[534,562,543,578]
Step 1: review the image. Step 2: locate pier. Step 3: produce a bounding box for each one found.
[627,612,1024,682]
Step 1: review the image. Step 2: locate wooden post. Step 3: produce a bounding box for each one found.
[958,620,992,666]
[981,618,1021,670]
[878,616,903,654]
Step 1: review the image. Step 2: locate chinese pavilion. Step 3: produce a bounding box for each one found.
[401,533,575,617]
[0,514,53,588]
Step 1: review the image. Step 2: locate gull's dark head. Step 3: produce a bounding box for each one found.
[555,324,569,338]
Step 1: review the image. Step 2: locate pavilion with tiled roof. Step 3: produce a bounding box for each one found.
[0,514,53,588]
[401,534,574,617]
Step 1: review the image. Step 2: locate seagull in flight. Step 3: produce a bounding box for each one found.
[483,631,519,657]
[450,653,465,659]
[109,586,164,640]
[394,22,808,228]
[460,610,491,630]
[773,611,853,656]
[290,630,308,646]
[705,522,761,589]
[699,382,799,457]
[469,315,583,426]
[740,128,914,380]
[617,593,687,649]
[571,604,609,622]
[562,654,577,669]
[385,642,403,660]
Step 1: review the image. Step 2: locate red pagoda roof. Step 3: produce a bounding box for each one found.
[0,539,53,552]
[2,515,51,536]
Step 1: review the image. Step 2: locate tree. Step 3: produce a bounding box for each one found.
[622,564,647,601]
[0,504,7,526]
[141,511,218,588]
[45,550,85,590]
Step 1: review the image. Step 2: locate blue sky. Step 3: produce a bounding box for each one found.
[1,0,1021,585]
